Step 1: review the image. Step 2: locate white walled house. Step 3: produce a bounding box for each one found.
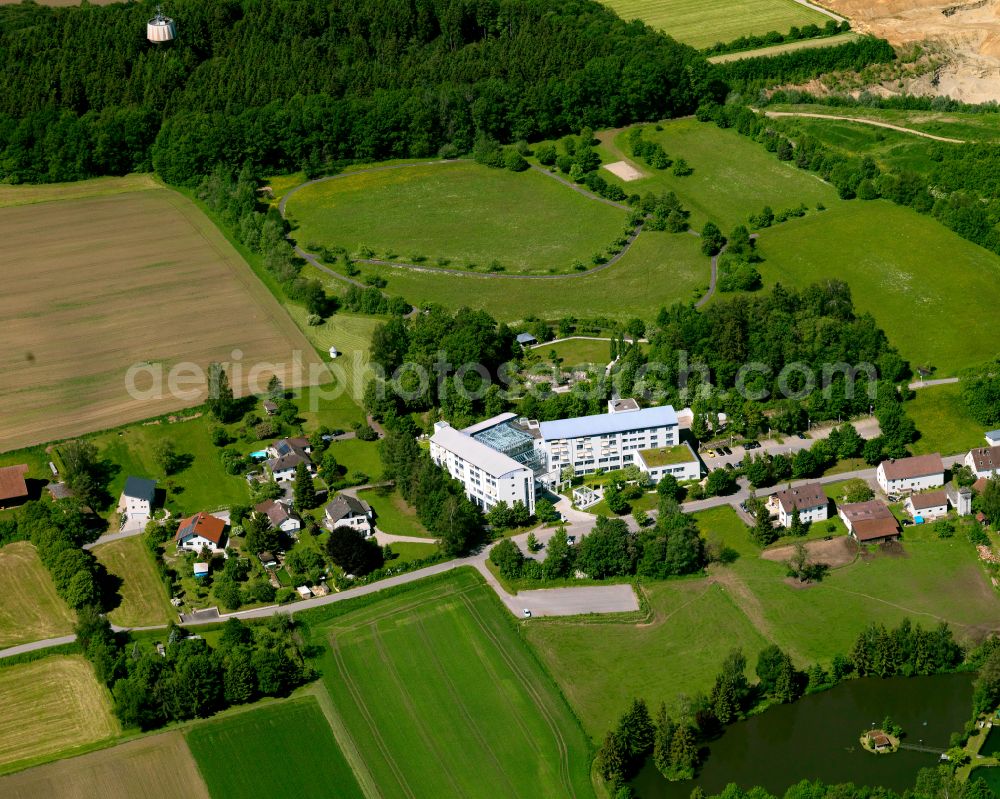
[634,442,701,483]
[254,499,302,535]
[117,476,156,523]
[774,483,829,528]
[904,490,950,520]
[537,402,680,477]
[965,446,1000,480]
[324,495,374,535]
[430,421,536,515]
[175,512,228,554]
[876,454,945,495]
[839,500,900,544]
[266,437,315,482]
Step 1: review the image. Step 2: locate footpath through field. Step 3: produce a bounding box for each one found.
[760,110,968,144]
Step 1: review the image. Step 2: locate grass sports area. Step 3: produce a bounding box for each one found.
[0,179,322,451]
[526,506,1000,738]
[309,569,595,798]
[286,161,627,274]
[0,542,75,650]
[597,0,831,48]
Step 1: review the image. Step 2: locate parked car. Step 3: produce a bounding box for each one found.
[704,450,716,458]
[720,446,732,455]
[796,433,808,440]
[744,441,761,450]
[523,609,532,618]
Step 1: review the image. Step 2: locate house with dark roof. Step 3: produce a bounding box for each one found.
[0,464,29,508]
[324,495,373,535]
[774,483,828,528]
[965,446,1000,480]
[266,437,314,482]
[904,489,949,520]
[875,454,944,495]
[117,476,157,522]
[515,332,537,347]
[254,498,302,534]
[175,512,228,553]
[838,500,900,544]
[263,399,278,416]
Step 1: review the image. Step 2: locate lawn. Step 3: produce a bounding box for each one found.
[759,200,1000,375]
[906,383,985,457]
[606,119,838,230]
[0,542,75,650]
[709,31,859,62]
[310,569,595,798]
[356,228,708,321]
[386,541,440,564]
[599,0,830,48]
[92,537,172,628]
[0,731,209,799]
[285,161,627,274]
[186,697,364,799]
[324,438,383,482]
[0,182,322,452]
[358,487,433,537]
[0,655,119,772]
[537,337,614,367]
[526,505,1000,739]
[85,414,250,516]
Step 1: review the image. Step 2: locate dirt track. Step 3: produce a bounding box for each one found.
[762,110,967,143]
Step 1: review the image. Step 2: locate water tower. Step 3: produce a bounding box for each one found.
[147,6,176,44]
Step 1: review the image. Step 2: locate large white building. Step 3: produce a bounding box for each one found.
[965,446,1000,480]
[537,401,682,477]
[876,453,945,495]
[430,421,536,514]
[773,482,829,528]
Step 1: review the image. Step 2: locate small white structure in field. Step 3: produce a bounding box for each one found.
[329,346,340,358]
[147,7,176,43]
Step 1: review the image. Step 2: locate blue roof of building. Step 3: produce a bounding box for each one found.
[515,332,537,344]
[123,476,156,503]
[987,430,1000,439]
[539,405,677,441]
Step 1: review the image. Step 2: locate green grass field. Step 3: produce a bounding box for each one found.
[387,541,440,564]
[358,487,433,537]
[92,537,172,628]
[538,337,614,367]
[906,383,985,456]
[0,542,75,650]
[286,161,626,274]
[324,438,383,482]
[186,697,364,799]
[709,32,859,62]
[599,0,829,48]
[310,569,595,798]
[759,201,1000,375]
[526,505,1000,739]
[87,415,249,515]
[607,119,837,230]
[355,228,708,321]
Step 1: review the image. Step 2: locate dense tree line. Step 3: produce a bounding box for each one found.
[697,772,995,799]
[76,612,312,730]
[703,19,849,56]
[0,0,714,184]
[766,88,1000,115]
[710,36,896,93]
[379,431,486,555]
[596,620,966,790]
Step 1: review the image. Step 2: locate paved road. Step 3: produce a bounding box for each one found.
[790,0,846,22]
[762,111,966,144]
[909,377,960,390]
[0,635,77,660]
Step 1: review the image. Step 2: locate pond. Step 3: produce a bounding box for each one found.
[632,672,974,798]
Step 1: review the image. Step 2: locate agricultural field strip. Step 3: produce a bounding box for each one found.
[281,160,656,280]
[761,110,967,143]
[708,31,859,62]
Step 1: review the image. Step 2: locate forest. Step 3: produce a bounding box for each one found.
[0,0,712,184]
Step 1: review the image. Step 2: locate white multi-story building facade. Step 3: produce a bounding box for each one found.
[536,401,681,477]
[876,453,945,495]
[774,482,829,528]
[430,421,536,514]
[965,446,1000,480]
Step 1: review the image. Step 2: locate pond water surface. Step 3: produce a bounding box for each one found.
[632,673,974,798]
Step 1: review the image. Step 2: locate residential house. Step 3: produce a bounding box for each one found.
[965,446,1000,480]
[875,454,945,495]
[515,332,537,347]
[117,476,157,523]
[325,494,374,535]
[266,437,314,482]
[0,464,29,508]
[773,482,829,528]
[258,551,278,569]
[175,512,228,553]
[254,498,302,535]
[838,500,900,544]
[904,490,949,520]
[263,399,278,416]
